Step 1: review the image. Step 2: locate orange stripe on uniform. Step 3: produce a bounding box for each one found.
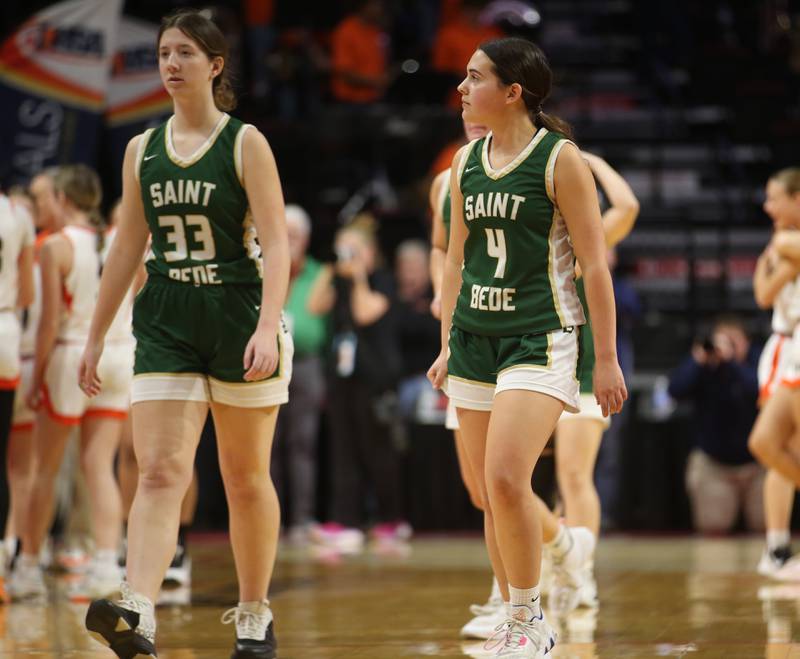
[83,408,128,421]
[759,336,786,401]
[41,384,81,426]
[0,376,20,390]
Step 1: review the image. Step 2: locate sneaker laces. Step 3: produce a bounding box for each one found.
[483,620,513,652]
[221,606,269,640]
[495,618,548,656]
[469,596,503,617]
[118,582,156,642]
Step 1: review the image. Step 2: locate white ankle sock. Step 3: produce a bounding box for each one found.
[19,554,38,569]
[508,585,541,622]
[239,599,271,615]
[767,530,790,552]
[94,549,118,567]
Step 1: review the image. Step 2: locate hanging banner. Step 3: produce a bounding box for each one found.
[105,15,172,197]
[0,0,122,186]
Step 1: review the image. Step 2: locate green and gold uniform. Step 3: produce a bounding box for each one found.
[446,128,586,410]
[132,114,290,396]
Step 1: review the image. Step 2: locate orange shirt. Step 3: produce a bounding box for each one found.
[330,16,387,103]
[243,0,275,26]
[432,20,502,75]
[431,139,463,176]
[440,0,463,26]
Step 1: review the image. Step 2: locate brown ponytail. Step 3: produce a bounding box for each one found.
[479,37,574,141]
[53,164,106,256]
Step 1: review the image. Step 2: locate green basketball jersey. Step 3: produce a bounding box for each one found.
[137,113,261,286]
[452,128,586,336]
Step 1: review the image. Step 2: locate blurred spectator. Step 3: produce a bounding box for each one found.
[269,28,327,119]
[330,0,390,104]
[243,0,277,102]
[271,205,328,545]
[394,240,440,420]
[668,316,764,534]
[307,215,409,552]
[440,0,464,26]
[431,138,464,176]
[432,0,502,108]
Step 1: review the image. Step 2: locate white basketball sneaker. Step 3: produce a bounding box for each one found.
[577,559,598,608]
[461,596,506,639]
[547,527,594,616]
[758,546,793,579]
[8,561,46,600]
[486,612,557,658]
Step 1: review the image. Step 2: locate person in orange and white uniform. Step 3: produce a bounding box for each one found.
[748,168,800,579]
[7,171,61,565]
[10,165,133,602]
[0,193,35,391]
[0,188,35,596]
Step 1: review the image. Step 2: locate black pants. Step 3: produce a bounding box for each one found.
[327,378,403,527]
[0,390,13,533]
[272,355,325,527]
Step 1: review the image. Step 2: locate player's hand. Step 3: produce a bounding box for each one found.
[427,350,448,390]
[244,326,279,382]
[25,382,42,411]
[430,295,442,320]
[79,339,104,397]
[593,356,627,417]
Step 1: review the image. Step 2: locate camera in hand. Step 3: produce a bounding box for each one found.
[336,245,356,262]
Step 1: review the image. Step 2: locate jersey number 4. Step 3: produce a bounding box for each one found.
[485,228,506,278]
[158,215,216,262]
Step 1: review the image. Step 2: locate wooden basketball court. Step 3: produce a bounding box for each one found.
[0,535,797,657]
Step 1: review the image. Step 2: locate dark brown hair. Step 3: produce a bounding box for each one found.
[479,37,573,140]
[158,9,236,112]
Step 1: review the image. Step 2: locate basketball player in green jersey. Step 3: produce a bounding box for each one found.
[79,11,290,659]
[434,145,639,639]
[429,38,626,657]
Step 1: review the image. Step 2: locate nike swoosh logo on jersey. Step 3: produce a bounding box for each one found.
[144,155,157,161]
[465,166,478,172]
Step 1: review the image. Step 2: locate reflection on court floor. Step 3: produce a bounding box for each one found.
[0,536,798,657]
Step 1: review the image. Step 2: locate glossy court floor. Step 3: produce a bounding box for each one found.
[1,535,799,658]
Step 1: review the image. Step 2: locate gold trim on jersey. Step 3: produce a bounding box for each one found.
[234,123,254,186]
[135,128,155,184]
[164,113,230,168]
[132,372,210,403]
[436,168,450,216]
[545,139,575,203]
[133,372,206,379]
[241,209,263,278]
[456,139,478,187]
[481,127,549,181]
[449,374,496,388]
[547,209,566,327]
